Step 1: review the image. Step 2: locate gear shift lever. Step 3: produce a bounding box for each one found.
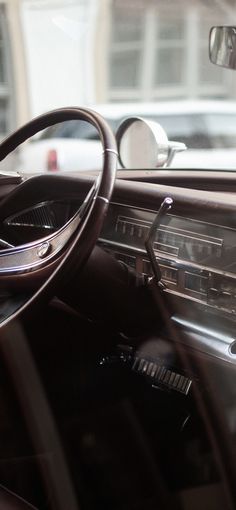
[145,196,173,285]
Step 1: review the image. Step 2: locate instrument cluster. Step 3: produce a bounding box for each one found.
[99,203,236,317]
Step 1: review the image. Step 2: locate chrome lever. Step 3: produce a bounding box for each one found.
[145,196,173,285]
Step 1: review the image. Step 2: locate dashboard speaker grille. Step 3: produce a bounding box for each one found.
[4,201,77,231]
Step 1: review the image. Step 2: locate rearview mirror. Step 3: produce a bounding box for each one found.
[209,26,236,70]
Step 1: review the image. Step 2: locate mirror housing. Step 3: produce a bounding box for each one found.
[116,117,186,169]
[209,26,236,70]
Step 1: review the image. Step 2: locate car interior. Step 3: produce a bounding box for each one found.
[0,13,236,510]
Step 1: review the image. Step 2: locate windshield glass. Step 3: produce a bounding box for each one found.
[2,3,236,510]
[1,0,236,173]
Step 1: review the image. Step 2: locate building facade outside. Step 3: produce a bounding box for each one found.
[0,0,236,139]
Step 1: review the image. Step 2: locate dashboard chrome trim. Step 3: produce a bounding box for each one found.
[99,237,236,280]
[172,315,236,364]
[0,208,82,275]
[109,200,236,233]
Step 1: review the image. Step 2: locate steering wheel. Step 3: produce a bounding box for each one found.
[0,107,118,328]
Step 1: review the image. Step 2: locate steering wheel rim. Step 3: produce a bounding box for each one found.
[0,107,118,327]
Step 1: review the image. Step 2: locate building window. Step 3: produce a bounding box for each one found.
[108,1,231,102]
[109,3,145,101]
[155,15,186,87]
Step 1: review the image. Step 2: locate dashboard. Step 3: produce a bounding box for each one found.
[2,173,236,397]
[4,188,236,320]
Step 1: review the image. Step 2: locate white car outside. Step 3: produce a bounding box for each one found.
[15,100,236,173]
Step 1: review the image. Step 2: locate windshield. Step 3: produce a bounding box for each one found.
[2,3,236,510]
[1,0,236,174]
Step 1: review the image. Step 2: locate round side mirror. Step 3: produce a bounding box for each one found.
[116,117,169,169]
